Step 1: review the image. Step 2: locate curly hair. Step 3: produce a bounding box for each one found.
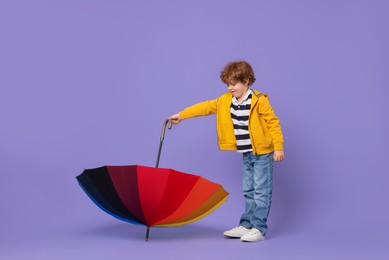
[220,61,256,86]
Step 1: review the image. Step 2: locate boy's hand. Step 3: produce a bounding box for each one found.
[274,150,284,162]
[169,113,181,125]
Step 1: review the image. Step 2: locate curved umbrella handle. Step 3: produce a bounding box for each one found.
[156,119,173,168]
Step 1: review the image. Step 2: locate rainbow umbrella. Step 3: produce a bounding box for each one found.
[76,120,228,241]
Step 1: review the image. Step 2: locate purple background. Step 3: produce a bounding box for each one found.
[1,0,388,259]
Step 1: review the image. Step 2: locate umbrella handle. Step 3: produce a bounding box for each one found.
[156,119,173,168]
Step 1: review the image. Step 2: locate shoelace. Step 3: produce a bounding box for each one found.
[247,228,260,235]
[232,226,247,231]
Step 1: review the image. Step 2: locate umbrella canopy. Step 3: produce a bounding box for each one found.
[76,120,229,240]
[77,165,228,240]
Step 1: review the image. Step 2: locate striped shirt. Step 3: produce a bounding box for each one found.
[230,89,252,153]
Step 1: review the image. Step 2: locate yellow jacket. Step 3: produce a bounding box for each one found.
[179,89,284,155]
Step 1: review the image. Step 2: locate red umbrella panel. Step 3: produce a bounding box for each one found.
[76,164,229,239]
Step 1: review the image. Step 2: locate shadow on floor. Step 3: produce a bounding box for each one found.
[74,221,225,242]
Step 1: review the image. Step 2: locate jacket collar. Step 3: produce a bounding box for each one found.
[249,89,264,108]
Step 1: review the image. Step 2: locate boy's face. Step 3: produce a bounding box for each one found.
[227,81,249,101]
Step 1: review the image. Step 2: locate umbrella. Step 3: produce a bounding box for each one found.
[76,120,229,241]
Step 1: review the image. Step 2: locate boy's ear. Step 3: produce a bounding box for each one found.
[244,79,250,86]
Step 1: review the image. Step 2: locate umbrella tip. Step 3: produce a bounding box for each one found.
[146,226,150,242]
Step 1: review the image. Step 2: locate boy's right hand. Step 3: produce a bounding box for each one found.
[169,113,181,125]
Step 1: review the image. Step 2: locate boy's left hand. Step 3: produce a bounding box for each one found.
[274,150,284,162]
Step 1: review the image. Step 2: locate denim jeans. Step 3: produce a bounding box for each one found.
[239,152,274,235]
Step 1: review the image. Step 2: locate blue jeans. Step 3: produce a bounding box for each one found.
[239,152,274,235]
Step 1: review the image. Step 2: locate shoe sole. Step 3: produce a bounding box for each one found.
[240,237,265,242]
[223,232,248,238]
[224,235,244,238]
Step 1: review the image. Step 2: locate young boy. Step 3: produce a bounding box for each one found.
[169,61,284,242]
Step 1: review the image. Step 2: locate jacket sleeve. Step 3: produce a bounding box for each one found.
[179,99,218,120]
[258,95,284,151]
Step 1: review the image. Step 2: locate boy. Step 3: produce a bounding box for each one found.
[169,61,284,242]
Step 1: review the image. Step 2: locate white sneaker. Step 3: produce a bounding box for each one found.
[223,226,250,238]
[240,228,265,242]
